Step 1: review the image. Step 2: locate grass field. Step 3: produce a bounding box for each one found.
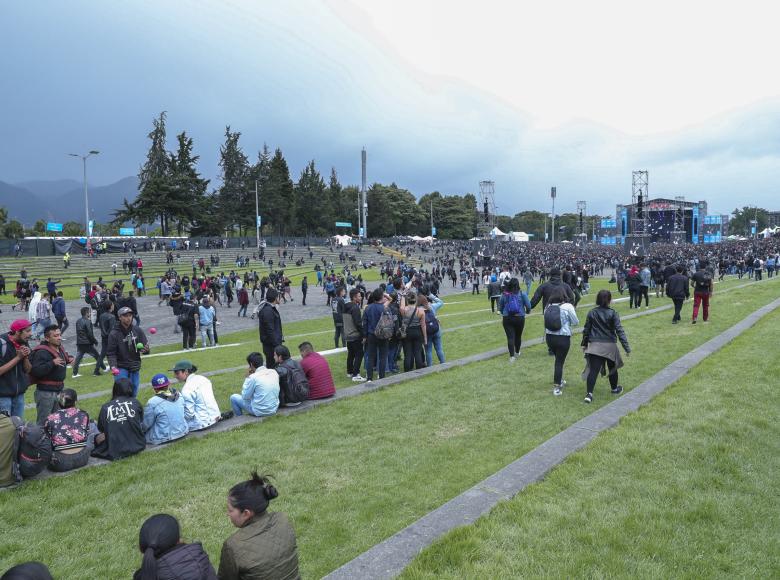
[1,276,777,578]
[401,307,780,579]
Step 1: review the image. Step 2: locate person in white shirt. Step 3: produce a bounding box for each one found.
[171,359,223,430]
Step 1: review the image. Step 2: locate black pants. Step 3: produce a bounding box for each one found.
[365,335,388,380]
[672,298,684,321]
[502,315,525,356]
[262,342,277,369]
[98,336,109,368]
[346,339,364,376]
[181,322,196,348]
[545,334,571,386]
[73,344,101,375]
[639,286,649,307]
[402,329,425,372]
[586,354,618,393]
[56,316,69,335]
[629,289,639,308]
[334,324,346,348]
[490,296,498,313]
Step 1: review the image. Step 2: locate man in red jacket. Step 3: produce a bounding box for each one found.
[298,342,335,399]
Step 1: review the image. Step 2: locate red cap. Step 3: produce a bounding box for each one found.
[9,319,32,333]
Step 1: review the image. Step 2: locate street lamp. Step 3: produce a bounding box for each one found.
[69,150,99,236]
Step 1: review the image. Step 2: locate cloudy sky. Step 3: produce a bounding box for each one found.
[2,0,780,215]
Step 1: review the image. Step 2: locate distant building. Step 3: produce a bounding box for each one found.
[768,211,780,229]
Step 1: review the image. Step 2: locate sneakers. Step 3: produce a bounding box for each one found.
[220,410,235,421]
[553,386,563,396]
[584,393,593,404]
[72,373,82,378]
[691,319,697,324]
[611,385,624,395]
[509,356,516,363]
[351,375,367,382]
[93,371,102,377]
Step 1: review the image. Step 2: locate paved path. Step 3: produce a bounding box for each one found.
[323,294,780,579]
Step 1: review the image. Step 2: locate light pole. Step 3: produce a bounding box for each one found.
[69,150,99,236]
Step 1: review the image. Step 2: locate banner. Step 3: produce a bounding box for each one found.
[46,222,63,232]
[119,227,135,236]
[335,221,352,228]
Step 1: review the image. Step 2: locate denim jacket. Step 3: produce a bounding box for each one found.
[142,389,189,445]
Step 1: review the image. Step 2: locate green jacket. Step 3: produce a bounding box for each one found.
[218,511,299,580]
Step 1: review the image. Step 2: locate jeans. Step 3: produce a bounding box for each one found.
[56,316,69,335]
[346,339,364,376]
[116,368,140,397]
[0,393,25,418]
[502,315,526,357]
[230,394,253,416]
[200,326,214,347]
[365,335,388,380]
[73,344,101,375]
[49,446,91,472]
[386,339,400,372]
[237,304,248,317]
[692,292,710,321]
[425,330,445,367]
[34,389,60,425]
[545,334,571,386]
[334,324,346,348]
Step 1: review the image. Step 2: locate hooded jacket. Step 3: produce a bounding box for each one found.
[530,276,575,310]
[142,388,189,445]
[107,323,149,371]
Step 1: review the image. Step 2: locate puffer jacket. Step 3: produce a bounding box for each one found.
[142,389,189,445]
[133,542,217,580]
[218,512,300,580]
[581,306,630,353]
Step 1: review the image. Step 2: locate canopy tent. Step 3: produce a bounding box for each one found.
[332,234,352,247]
[507,231,530,242]
[489,227,508,240]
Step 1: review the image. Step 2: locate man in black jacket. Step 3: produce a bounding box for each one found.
[342,288,365,381]
[97,300,116,373]
[107,307,150,397]
[30,325,74,425]
[530,268,576,310]
[255,288,283,369]
[665,265,690,324]
[72,307,103,378]
[0,319,33,419]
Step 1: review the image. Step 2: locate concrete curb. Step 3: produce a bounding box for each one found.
[322,295,780,580]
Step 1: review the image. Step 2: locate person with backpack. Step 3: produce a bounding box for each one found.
[142,374,189,446]
[273,346,309,407]
[690,261,714,324]
[419,294,445,367]
[544,288,579,396]
[91,378,146,461]
[581,289,631,404]
[362,288,392,383]
[530,267,575,356]
[399,291,427,372]
[218,470,299,580]
[29,325,74,425]
[252,288,283,370]
[44,388,92,472]
[0,319,33,419]
[173,360,226,431]
[133,513,217,580]
[498,277,532,363]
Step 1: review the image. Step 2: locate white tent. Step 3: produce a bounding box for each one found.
[507,231,530,242]
[332,234,352,246]
[489,227,508,240]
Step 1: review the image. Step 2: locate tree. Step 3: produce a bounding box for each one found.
[418,192,476,239]
[33,220,47,235]
[264,148,295,238]
[0,207,8,227]
[4,220,23,239]
[295,160,329,237]
[217,126,250,235]
[367,183,425,237]
[730,206,768,235]
[62,221,84,236]
[169,131,210,235]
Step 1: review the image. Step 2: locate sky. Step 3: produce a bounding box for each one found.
[2,0,780,216]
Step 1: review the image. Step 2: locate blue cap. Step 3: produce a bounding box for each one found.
[151,373,170,389]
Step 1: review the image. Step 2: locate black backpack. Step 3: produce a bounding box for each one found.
[425,308,440,335]
[544,303,563,332]
[12,417,52,478]
[282,361,310,405]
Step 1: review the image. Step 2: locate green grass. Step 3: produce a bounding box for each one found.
[1,279,777,578]
[401,308,780,580]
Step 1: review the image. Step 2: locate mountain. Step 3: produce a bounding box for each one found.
[15,179,81,199]
[0,177,140,225]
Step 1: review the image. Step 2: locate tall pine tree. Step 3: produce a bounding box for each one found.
[217,126,250,235]
[265,148,295,238]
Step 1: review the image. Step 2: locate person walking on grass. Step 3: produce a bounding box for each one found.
[72,307,103,378]
[498,277,531,363]
[580,289,631,404]
[543,289,579,396]
[691,261,714,324]
[665,265,690,324]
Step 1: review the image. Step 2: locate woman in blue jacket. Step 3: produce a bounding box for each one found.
[142,374,188,445]
[497,278,532,362]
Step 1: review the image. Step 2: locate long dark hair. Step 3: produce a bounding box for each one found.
[596,289,612,307]
[137,514,180,580]
[228,470,278,517]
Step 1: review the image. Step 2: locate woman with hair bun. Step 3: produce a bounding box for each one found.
[133,514,216,580]
[218,471,299,580]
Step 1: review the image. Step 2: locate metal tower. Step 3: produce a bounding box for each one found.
[577,200,587,243]
[477,180,496,237]
[631,170,649,236]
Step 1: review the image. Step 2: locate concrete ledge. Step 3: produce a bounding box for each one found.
[323,295,780,580]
